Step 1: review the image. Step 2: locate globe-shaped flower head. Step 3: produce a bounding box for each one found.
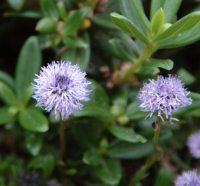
[137,75,192,121]
[187,130,200,158]
[32,61,91,120]
[174,170,200,186]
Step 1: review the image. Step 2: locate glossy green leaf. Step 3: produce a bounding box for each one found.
[150,0,182,22]
[61,33,90,70]
[0,71,15,90]
[108,141,153,159]
[0,108,15,124]
[154,168,174,186]
[19,108,48,132]
[25,133,42,156]
[119,0,150,34]
[7,0,25,11]
[36,17,57,34]
[157,11,200,40]
[110,13,149,44]
[126,101,147,120]
[40,0,59,19]
[145,58,174,70]
[15,36,41,100]
[108,125,146,143]
[151,8,164,35]
[0,82,18,106]
[94,159,122,185]
[62,7,90,36]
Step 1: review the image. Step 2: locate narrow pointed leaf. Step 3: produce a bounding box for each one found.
[150,0,182,22]
[120,0,150,34]
[111,13,149,44]
[151,8,164,35]
[156,11,200,40]
[158,22,200,48]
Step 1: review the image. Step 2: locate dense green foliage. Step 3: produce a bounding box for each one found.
[0,0,200,185]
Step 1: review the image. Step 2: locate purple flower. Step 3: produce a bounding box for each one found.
[32,61,91,120]
[137,75,192,121]
[187,130,200,158]
[174,170,200,186]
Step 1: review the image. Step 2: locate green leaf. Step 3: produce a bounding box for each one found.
[15,36,41,100]
[154,168,174,186]
[5,11,41,18]
[74,103,111,121]
[19,108,49,132]
[156,11,200,40]
[93,14,116,29]
[7,0,25,11]
[110,13,149,44]
[25,133,42,156]
[0,82,18,106]
[157,22,200,48]
[126,101,147,120]
[107,141,153,159]
[28,154,55,178]
[94,159,122,186]
[0,71,15,90]
[178,68,195,85]
[150,0,182,22]
[83,149,102,166]
[62,7,90,36]
[61,33,90,70]
[42,154,55,179]
[151,8,164,35]
[0,108,15,124]
[145,58,174,70]
[36,17,57,34]
[40,0,59,19]
[74,80,111,121]
[108,125,146,143]
[119,0,150,34]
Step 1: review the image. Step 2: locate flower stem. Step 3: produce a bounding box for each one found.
[128,122,162,186]
[122,43,157,80]
[59,115,67,160]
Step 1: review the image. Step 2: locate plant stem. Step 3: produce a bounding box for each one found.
[59,114,67,160]
[122,44,157,80]
[128,122,162,186]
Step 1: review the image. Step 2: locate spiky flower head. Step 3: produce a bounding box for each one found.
[32,61,91,120]
[174,170,200,186]
[137,75,192,122]
[187,130,200,158]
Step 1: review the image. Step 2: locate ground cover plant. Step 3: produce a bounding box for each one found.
[0,0,200,185]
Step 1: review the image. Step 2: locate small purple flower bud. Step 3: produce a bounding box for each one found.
[137,75,192,121]
[32,61,91,120]
[174,170,200,186]
[187,130,200,158]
